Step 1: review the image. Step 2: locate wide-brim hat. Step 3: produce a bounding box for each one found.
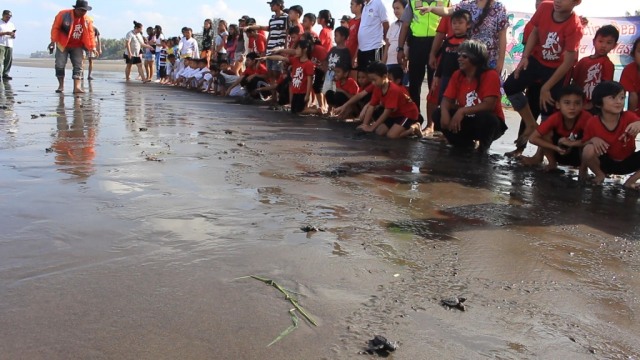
[73,0,92,11]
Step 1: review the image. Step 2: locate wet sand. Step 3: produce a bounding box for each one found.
[1,65,640,359]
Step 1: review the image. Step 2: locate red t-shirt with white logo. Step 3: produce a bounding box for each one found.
[537,110,591,138]
[582,112,640,161]
[572,56,614,103]
[66,17,85,49]
[620,62,640,116]
[289,56,315,94]
[530,2,583,68]
[443,69,505,120]
[369,82,419,120]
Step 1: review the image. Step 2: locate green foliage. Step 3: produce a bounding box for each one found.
[100,38,125,60]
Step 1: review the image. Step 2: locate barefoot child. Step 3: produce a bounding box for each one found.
[262,39,315,114]
[357,61,422,139]
[503,0,584,147]
[325,63,359,117]
[527,85,591,171]
[581,81,640,189]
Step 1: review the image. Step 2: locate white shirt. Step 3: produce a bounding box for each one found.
[358,0,389,52]
[125,30,145,56]
[0,20,16,48]
[215,31,228,54]
[155,33,164,52]
[179,37,200,59]
[386,20,402,65]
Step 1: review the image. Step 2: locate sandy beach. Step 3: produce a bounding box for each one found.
[1,61,639,359]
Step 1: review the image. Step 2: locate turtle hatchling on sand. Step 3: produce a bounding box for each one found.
[366,335,397,355]
[441,296,466,311]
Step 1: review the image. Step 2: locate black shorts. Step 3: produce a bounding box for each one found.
[291,93,306,114]
[124,53,142,65]
[551,133,581,166]
[357,47,382,72]
[599,151,640,175]
[159,66,167,78]
[313,68,325,94]
[384,116,418,130]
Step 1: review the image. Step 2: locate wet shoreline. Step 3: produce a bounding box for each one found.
[1,66,639,359]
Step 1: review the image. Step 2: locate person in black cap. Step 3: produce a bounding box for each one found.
[49,1,97,93]
[340,15,351,28]
[0,10,16,80]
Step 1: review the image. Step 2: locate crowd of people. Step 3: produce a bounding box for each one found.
[44,0,640,189]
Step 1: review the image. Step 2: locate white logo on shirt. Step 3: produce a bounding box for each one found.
[327,53,339,71]
[72,24,84,40]
[542,32,562,61]
[465,91,479,107]
[584,63,602,99]
[292,66,304,89]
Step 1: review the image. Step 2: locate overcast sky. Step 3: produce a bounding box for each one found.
[5,0,639,55]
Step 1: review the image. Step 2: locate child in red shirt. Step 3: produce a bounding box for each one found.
[503,0,583,148]
[318,10,335,53]
[347,0,363,75]
[581,81,640,188]
[358,62,422,139]
[264,39,315,114]
[226,52,269,98]
[528,86,591,171]
[434,40,507,152]
[572,25,618,112]
[620,37,640,118]
[326,63,359,117]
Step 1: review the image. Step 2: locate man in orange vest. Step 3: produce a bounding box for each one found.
[48,0,96,94]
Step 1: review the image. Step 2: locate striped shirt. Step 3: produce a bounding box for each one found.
[266,14,289,54]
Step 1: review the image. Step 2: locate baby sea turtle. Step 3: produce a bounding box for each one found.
[366,335,397,355]
[300,225,325,232]
[441,296,467,311]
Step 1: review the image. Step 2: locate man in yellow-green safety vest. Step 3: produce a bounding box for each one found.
[397,0,449,112]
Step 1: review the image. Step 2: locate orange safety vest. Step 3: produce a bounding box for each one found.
[50,9,96,51]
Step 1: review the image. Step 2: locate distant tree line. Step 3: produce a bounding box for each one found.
[100,38,126,60]
[625,9,640,16]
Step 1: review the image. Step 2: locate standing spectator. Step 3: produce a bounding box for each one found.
[201,19,215,67]
[356,0,389,72]
[318,10,335,53]
[233,16,251,75]
[0,10,16,81]
[179,27,199,59]
[124,21,153,83]
[397,0,451,111]
[143,27,156,81]
[384,0,408,83]
[340,15,351,28]
[86,25,101,80]
[153,25,164,80]
[49,0,97,93]
[346,0,364,73]
[244,0,289,103]
[227,24,239,67]
[424,0,508,75]
[215,20,229,64]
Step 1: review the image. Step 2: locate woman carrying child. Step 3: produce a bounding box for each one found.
[581,81,640,189]
[433,40,506,151]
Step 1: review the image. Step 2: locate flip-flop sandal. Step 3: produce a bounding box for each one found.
[55,89,63,93]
